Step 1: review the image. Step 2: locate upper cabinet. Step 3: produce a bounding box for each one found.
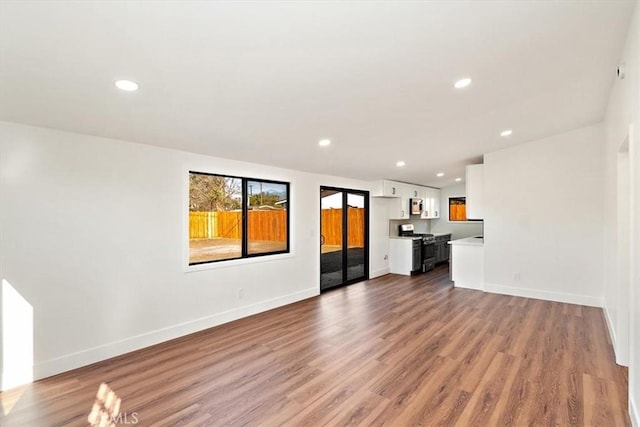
[465,164,484,219]
[406,185,421,199]
[421,188,441,219]
[382,180,401,197]
[374,180,407,219]
[373,179,440,219]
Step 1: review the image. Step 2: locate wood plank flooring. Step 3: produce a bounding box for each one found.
[0,265,629,426]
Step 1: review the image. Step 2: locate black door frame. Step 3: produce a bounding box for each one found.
[320,186,370,290]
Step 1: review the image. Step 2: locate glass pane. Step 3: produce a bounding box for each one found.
[346,193,366,281]
[189,173,242,264]
[247,180,288,255]
[320,189,343,290]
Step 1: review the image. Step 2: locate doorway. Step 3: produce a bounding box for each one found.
[320,187,369,291]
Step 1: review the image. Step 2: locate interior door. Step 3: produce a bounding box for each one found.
[320,187,369,291]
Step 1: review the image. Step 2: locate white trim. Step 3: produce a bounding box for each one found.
[185,252,295,273]
[484,283,603,307]
[454,281,484,291]
[370,268,390,279]
[604,306,618,349]
[631,395,640,427]
[31,287,318,383]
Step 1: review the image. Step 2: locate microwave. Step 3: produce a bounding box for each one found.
[410,198,423,215]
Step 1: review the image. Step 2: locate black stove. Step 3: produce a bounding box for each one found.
[398,225,436,272]
[411,232,435,242]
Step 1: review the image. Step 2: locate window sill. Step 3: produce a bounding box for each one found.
[184,252,295,273]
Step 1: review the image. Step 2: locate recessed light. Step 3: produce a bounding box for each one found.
[455,178,462,182]
[500,129,513,137]
[436,172,444,177]
[115,80,139,91]
[396,161,406,167]
[454,78,472,89]
[318,139,331,146]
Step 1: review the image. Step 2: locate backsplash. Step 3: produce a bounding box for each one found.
[389,217,431,236]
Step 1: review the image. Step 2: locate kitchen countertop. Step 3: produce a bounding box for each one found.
[390,233,452,240]
[448,236,483,246]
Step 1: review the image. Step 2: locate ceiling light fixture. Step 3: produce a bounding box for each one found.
[396,161,406,167]
[115,80,139,91]
[318,139,331,146]
[436,172,444,177]
[455,178,462,182]
[454,78,472,89]
[500,129,513,137]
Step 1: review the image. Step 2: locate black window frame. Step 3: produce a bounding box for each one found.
[188,171,290,266]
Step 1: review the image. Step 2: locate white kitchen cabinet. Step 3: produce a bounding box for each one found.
[373,180,409,219]
[383,180,402,197]
[449,237,484,290]
[406,185,421,199]
[432,188,441,218]
[388,198,409,219]
[373,180,435,219]
[420,189,431,219]
[421,188,441,219]
[466,164,484,219]
[389,238,415,275]
[383,182,407,219]
[371,179,402,197]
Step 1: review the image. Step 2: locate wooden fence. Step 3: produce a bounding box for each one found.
[191,208,365,246]
[449,204,467,221]
[321,208,365,247]
[189,210,287,242]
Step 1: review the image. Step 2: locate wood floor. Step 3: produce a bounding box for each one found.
[0,265,629,426]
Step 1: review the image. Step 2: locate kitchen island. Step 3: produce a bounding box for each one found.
[448,236,484,290]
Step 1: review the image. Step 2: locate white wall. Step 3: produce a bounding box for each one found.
[0,121,386,388]
[430,183,483,240]
[370,198,390,277]
[483,124,605,307]
[603,2,640,424]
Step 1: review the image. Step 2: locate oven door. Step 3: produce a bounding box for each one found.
[423,241,435,260]
[422,241,436,272]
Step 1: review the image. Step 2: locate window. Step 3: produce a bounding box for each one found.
[449,197,467,221]
[188,172,289,265]
[247,180,288,255]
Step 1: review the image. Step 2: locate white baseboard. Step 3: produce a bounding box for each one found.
[453,281,484,291]
[631,396,640,427]
[483,283,603,307]
[370,267,390,279]
[30,287,318,385]
[603,306,617,350]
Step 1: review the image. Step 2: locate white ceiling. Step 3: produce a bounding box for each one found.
[0,1,635,187]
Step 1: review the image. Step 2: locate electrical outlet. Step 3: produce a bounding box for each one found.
[513,272,521,281]
[238,288,245,299]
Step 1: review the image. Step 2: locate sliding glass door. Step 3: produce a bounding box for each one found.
[320,187,369,291]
